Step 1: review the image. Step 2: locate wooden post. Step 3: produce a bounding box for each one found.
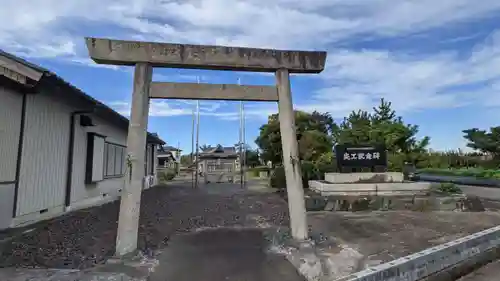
[115,63,152,256]
[276,68,308,241]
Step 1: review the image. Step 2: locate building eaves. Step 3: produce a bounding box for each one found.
[0,49,165,145]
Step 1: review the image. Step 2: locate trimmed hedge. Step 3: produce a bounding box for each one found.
[419,168,500,179]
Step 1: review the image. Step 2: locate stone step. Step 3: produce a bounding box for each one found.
[324,172,404,183]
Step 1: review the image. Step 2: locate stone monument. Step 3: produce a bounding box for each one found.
[309,144,431,197]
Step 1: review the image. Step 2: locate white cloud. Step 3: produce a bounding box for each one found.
[298,30,500,117]
[105,29,500,121]
[106,98,278,122]
[108,99,230,117]
[3,0,500,56]
[3,0,500,121]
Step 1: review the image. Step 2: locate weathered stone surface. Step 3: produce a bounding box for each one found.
[316,194,478,212]
[85,37,327,73]
[309,181,431,196]
[150,82,279,101]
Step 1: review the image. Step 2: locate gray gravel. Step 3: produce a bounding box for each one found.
[0,183,289,270]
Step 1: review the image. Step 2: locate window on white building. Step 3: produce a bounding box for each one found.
[103,142,126,178]
[85,133,105,184]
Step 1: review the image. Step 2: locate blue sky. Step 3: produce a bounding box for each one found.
[3,0,500,154]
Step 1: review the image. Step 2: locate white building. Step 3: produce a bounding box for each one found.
[0,50,164,230]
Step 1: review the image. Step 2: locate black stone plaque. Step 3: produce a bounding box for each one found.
[334,144,387,173]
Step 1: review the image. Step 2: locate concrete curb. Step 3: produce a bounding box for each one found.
[337,225,500,281]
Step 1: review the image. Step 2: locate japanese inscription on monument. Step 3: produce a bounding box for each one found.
[335,144,387,171]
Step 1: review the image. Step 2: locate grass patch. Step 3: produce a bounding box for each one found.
[418,168,500,179]
[435,183,462,195]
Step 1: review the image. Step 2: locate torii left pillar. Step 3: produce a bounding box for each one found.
[115,63,152,256]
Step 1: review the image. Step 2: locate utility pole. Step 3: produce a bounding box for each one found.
[191,107,195,188]
[177,141,181,174]
[238,78,244,188]
[195,99,200,188]
[242,101,246,187]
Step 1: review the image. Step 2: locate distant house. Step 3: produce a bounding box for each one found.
[0,50,165,230]
[197,145,240,183]
[157,145,182,170]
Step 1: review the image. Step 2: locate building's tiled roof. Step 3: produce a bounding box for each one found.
[199,145,238,159]
[160,145,182,152]
[0,49,165,145]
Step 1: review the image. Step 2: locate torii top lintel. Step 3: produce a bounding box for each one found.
[85,37,327,74]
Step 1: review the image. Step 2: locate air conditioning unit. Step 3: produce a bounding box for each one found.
[80,115,95,127]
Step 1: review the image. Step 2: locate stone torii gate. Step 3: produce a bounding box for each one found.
[85,37,327,256]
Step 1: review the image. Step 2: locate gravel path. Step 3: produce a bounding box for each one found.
[0,184,289,270]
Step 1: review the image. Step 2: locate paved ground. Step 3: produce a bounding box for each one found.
[459,184,500,201]
[457,259,500,281]
[149,228,304,281]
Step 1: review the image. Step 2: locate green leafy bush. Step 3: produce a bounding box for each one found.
[158,169,176,183]
[388,153,405,172]
[248,166,271,177]
[314,152,337,179]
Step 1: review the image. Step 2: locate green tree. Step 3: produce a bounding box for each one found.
[199,144,212,151]
[245,149,261,167]
[255,111,334,165]
[333,99,430,164]
[180,154,193,166]
[463,127,500,159]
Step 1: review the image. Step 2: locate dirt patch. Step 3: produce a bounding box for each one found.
[308,211,500,268]
[0,184,289,270]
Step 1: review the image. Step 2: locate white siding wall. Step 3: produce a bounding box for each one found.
[0,87,22,182]
[70,115,128,204]
[17,93,71,216]
[9,88,159,226]
[0,86,22,228]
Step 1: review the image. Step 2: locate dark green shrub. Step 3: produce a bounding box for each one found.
[270,166,286,189]
[301,161,316,189]
[270,162,319,190]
